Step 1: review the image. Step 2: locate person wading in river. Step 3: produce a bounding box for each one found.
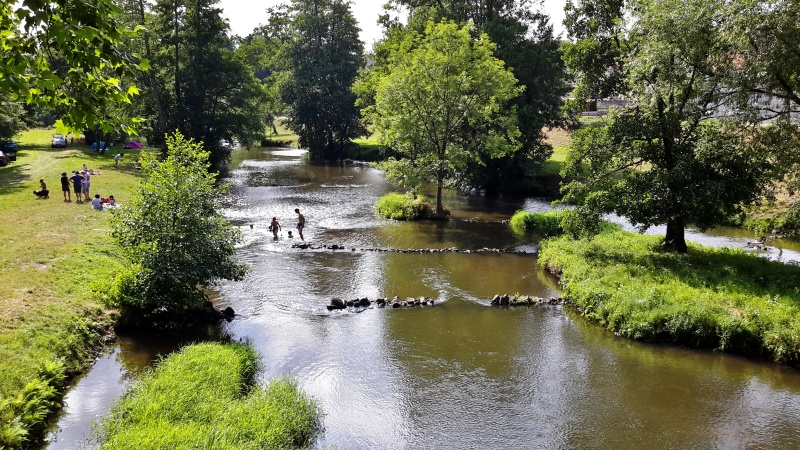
[270,217,281,240]
[295,208,305,241]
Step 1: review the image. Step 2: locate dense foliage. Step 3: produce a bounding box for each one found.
[110,133,248,315]
[121,0,267,169]
[379,0,570,194]
[509,210,564,236]
[540,231,800,366]
[0,0,142,133]
[280,0,365,160]
[359,21,521,216]
[375,192,434,220]
[561,0,778,253]
[98,343,319,449]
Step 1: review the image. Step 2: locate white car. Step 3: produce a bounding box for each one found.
[51,134,67,148]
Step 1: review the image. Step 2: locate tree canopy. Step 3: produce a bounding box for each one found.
[280,0,366,160]
[358,20,522,216]
[0,0,143,133]
[562,0,779,252]
[110,133,248,314]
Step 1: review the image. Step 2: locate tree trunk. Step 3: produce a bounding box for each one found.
[664,216,688,253]
[436,180,444,217]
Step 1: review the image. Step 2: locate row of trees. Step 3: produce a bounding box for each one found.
[3,0,800,254]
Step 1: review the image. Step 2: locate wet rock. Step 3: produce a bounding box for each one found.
[491,294,501,306]
[500,294,510,306]
[222,306,235,317]
[331,298,345,308]
[346,299,355,307]
[392,302,401,309]
[359,298,371,307]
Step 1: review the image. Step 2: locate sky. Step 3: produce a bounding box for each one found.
[217,0,568,45]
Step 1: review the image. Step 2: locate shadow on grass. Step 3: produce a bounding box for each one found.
[0,163,32,191]
[581,237,800,303]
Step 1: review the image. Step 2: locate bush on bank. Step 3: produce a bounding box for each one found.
[510,210,564,236]
[539,231,800,366]
[97,342,319,449]
[376,192,435,220]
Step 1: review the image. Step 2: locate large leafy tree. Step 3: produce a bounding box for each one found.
[130,0,266,169]
[280,0,365,160]
[110,133,248,314]
[0,0,142,133]
[381,0,570,194]
[562,0,778,253]
[360,21,522,216]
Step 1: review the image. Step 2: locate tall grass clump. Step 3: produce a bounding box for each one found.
[539,231,800,366]
[97,342,319,449]
[376,192,433,220]
[510,210,564,236]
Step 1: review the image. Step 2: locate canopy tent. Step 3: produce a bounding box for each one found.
[124,141,143,149]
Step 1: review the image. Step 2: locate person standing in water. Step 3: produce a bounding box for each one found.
[295,208,305,241]
[270,217,281,240]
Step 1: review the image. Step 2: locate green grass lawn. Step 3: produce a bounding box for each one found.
[539,231,800,366]
[0,129,148,448]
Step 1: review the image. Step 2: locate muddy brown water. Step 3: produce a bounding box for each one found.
[46,148,800,449]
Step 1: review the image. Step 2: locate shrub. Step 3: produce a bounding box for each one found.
[0,361,66,448]
[376,192,433,220]
[510,210,563,236]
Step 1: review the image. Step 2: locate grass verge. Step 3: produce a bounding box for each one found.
[97,342,319,449]
[0,129,148,448]
[539,231,800,366]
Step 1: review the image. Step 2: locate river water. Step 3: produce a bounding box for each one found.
[47,148,800,449]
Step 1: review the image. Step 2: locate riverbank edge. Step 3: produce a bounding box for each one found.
[95,342,320,449]
[538,231,800,367]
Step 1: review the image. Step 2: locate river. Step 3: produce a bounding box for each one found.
[46,147,800,449]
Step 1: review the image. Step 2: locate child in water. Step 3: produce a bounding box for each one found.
[270,217,281,239]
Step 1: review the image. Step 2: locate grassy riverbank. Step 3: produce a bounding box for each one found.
[539,231,800,366]
[0,129,144,447]
[97,342,319,449]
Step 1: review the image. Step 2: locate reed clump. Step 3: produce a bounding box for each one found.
[539,231,800,366]
[97,342,319,449]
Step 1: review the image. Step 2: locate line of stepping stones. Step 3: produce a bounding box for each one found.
[294,243,533,255]
[326,294,567,311]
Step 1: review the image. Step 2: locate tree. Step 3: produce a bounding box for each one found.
[360,21,522,216]
[110,133,248,314]
[126,0,267,169]
[562,0,777,253]
[381,0,570,194]
[280,0,366,160]
[0,0,143,133]
[724,0,800,118]
[0,103,27,141]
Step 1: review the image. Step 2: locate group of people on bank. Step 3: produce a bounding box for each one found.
[34,168,116,211]
[267,208,305,241]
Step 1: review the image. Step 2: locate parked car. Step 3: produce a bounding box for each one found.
[0,150,9,166]
[51,134,67,148]
[2,140,17,161]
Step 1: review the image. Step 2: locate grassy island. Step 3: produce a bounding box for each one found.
[539,231,800,366]
[97,342,319,449]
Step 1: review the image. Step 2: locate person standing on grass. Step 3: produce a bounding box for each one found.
[60,172,71,202]
[82,170,91,199]
[114,152,123,168]
[70,171,84,202]
[295,208,305,241]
